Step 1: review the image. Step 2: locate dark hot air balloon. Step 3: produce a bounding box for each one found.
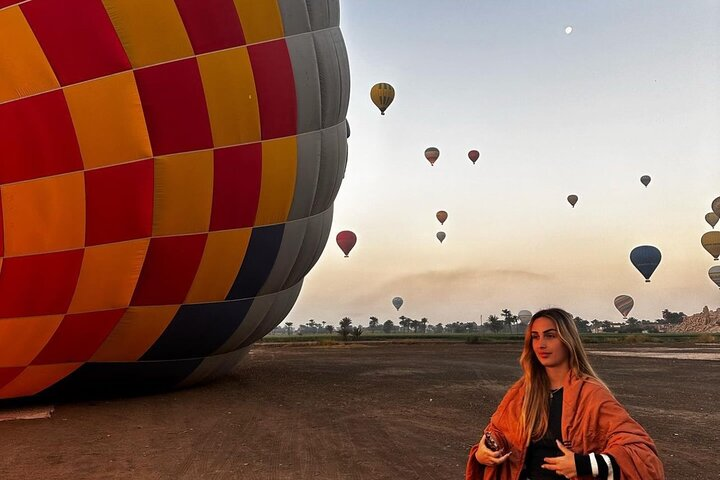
[712,196,720,217]
[567,195,578,208]
[436,231,446,243]
[425,147,440,166]
[468,150,480,164]
[336,231,357,257]
[706,212,719,229]
[640,175,651,187]
[630,245,661,282]
[392,296,403,311]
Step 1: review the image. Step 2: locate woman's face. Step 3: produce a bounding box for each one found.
[530,316,569,369]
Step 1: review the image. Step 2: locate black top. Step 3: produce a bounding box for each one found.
[520,387,621,480]
[522,388,565,480]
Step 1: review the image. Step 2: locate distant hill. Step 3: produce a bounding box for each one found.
[668,306,720,333]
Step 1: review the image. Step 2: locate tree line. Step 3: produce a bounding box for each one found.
[270,309,686,337]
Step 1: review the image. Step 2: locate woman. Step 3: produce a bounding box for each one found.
[465,308,664,480]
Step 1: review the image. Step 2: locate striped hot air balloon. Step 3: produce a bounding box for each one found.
[370,82,394,115]
[701,231,720,260]
[709,266,720,289]
[0,0,349,399]
[613,295,634,319]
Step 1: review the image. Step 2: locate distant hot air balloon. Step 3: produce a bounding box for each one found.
[712,196,720,217]
[706,212,719,229]
[468,150,480,164]
[630,245,661,282]
[392,296,404,311]
[709,266,720,289]
[613,295,634,319]
[436,210,448,225]
[701,231,720,260]
[425,147,440,166]
[370,83,395,115]
[640,175,651,187]
[518,310,532,325]
[567,195,578,208]
[336,231,357,258]
[436,231,446,243]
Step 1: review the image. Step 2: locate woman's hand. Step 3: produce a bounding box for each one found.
[474,434,511,466]
[541,440,577,478]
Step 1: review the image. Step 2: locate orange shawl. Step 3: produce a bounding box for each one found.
[465,372,664,480]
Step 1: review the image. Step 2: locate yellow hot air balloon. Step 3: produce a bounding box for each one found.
[701,231,720,260]
[370,83,394,115]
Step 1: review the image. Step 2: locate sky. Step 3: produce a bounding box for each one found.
[285,0,720,327]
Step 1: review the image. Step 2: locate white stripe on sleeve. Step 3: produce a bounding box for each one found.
[589,453,599,477]
[600,454,614,480]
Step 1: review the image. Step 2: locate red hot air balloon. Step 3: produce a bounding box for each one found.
[336,231,357,257]
[436,210,448,225]
[468,150,480,164]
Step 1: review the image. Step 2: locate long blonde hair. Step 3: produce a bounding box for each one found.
[519,308,605,442]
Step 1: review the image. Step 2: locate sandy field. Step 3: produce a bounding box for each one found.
[0,342,718,479]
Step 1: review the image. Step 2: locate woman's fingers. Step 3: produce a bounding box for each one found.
[492,451,512,464]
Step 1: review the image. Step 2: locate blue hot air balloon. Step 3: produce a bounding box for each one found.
[630,246,661,282]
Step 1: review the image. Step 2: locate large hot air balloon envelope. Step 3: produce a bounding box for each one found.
[425,147,440,166]
[518,310,532,324]
[436,231,446,243]
[706,212,719,229]
[0,0,350,399]
[370,82,394,115]
[709,266,720,289]
[712,196,720,217]
[567,195,578,208]
[336,231,357,258]
[392,296,403,311]
[613,295,634,319]
[436,210,448,225]
[640,175,651,187]
[630,246,661,282]
[468,150,480,164]
[701,231,720,260]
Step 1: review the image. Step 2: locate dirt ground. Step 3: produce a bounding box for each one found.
[0,342,718,480]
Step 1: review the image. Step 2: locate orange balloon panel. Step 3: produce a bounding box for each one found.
[0,0,349,398]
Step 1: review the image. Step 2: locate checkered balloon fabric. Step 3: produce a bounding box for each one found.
[0,0,349,399]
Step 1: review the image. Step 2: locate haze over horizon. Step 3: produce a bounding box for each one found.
[285,0,720,327]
